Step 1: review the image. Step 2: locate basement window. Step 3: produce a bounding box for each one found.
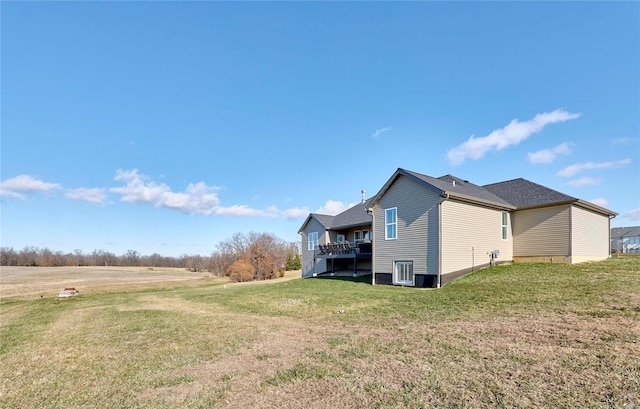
[394,260,414,286]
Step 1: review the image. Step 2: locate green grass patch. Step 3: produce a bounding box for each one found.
[1,258,638,408]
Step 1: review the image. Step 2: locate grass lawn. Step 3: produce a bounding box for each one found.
[1,258,639,408]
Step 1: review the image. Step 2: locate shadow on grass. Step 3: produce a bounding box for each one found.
[313,275,373,285]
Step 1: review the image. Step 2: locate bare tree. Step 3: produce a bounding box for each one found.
[212,231,294,280]
[4,231,298,272]
[125,250,140,266]
[73,249,85,266]
[1,247,18,266]
[18,246,39,266]
[206,251,234,276]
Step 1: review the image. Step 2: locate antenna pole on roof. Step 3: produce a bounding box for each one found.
[361,190,366,203]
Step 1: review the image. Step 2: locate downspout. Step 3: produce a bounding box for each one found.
[569,206,573,263]
[437,194,447,288]
[472,246,475,272]
[370,208,376,286]
[608,215,615,257]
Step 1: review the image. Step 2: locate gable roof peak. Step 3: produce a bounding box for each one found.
[297,212,335,233]
[371,168,514,210]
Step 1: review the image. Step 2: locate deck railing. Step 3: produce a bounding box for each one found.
[315,241,372,257]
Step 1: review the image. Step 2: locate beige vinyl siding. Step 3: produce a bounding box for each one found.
[512,205,571,257]
[373,175,441,276]
[571,205,610,262]
[346,227,372,244]
[300,218,328,277]
[441,200,513,275]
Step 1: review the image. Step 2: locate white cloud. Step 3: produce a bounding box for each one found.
[109,169,280,217]
[281,200,359,220]
[282,207,311,220]
[0,175,61,199]
[447,109,581,165]
[372,127,391,138]
[588,197,609,207]
[557,158,632,178]
[65,188,107,204]
[625,209,640,221]
[316,199,358,216]
[213,204,278,218]
[611,137,638,145]
[110,169,221,215]
[528,142,573,164]
[567,177,603,187]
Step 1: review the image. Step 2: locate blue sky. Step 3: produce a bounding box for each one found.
[2,2,639,257]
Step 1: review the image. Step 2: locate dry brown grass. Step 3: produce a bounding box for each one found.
[0,266,302,299]
[0,266,211,298]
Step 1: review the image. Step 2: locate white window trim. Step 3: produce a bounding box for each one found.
[501,211,508,241]
[393,260,414,286]
[385,207,397,240]
[308,232,318,251]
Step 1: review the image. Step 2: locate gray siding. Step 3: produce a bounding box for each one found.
[512,205,571,257]
[300,218,328,277]
[571,205,610,261]
[373,175,441,281]
[441,200,513,276]
[346,227,372,243]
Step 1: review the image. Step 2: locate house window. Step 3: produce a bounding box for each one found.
[362,230,370,241]
[385,207,397,240]
[501,211,508,240]
[394,261,414,286]
[337,234,345,244]
[308,232,318,251]
[354,231,361,243]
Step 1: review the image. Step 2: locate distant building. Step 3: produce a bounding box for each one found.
[611,226,640,253]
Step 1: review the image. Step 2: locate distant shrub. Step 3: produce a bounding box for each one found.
[227,260,255,282]
[279,269,285,278]
[285,253,301,271]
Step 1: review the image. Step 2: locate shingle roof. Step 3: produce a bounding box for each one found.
[483,178,576,209]
[611,226,640,239]
[301,169,616,234]
[383,169,515,209]
[330,198,373,229]
[298,199,373,233]
[311,213,336,229]
[434,173,514,208]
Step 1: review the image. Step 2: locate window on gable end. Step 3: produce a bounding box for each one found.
[385,207,397,240]
[308,232,318,251]
[501,211,508,240]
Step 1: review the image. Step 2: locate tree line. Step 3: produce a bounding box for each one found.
[0,232,302,282]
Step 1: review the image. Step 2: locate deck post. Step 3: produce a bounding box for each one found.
[354,255,357,276]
